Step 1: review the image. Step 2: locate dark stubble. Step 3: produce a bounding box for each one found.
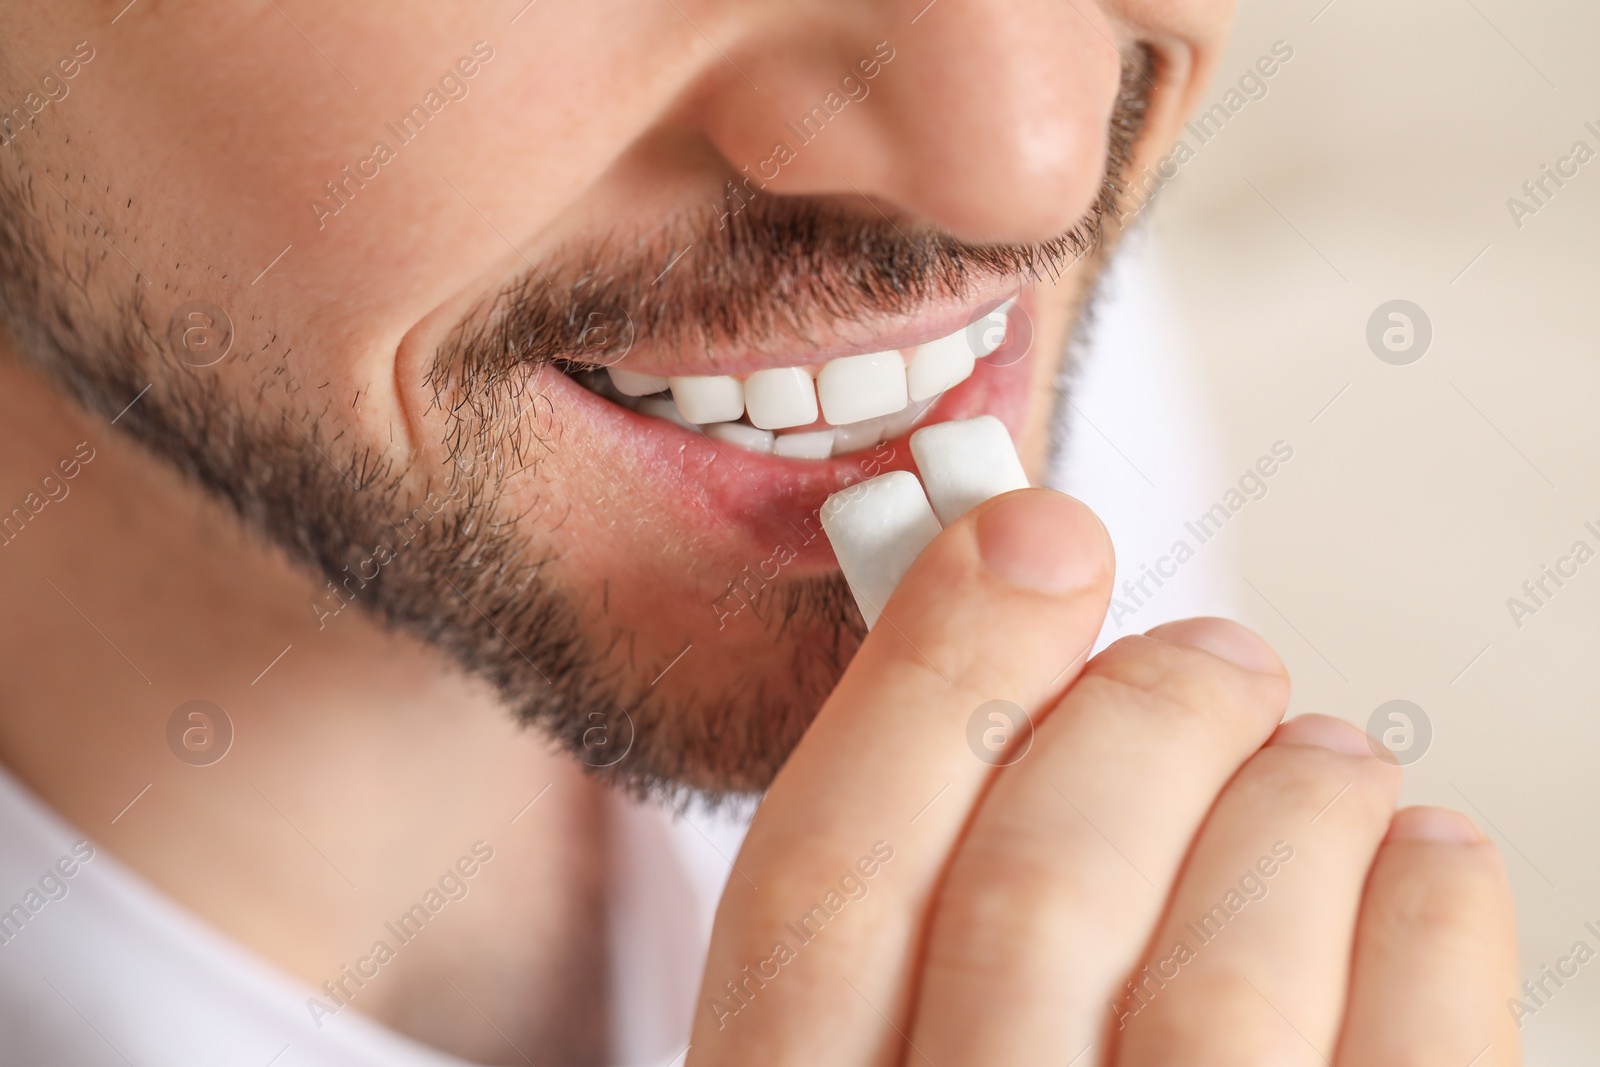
[0,49,1151,799]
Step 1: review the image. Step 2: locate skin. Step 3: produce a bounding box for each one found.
[689,494,1521,1066]
[0,1,1518,1063]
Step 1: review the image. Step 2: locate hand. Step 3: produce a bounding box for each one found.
[688,489,1519,1066]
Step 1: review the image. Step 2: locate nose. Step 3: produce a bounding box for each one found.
[691,0,1131,246]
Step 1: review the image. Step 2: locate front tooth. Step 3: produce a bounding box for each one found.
[819,471,942,630]
[830,417,885,455]
[817,352,907,426]
[607,367,670,397]
[704,422,775,454]
[909,415,1029,525]
[668,375,744,424]
[637,397,696,429]
[907,331,976,402]
[773,429,835,459]
[743,367,819,430]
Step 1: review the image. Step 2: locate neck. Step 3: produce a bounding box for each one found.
[0,348,611,1064]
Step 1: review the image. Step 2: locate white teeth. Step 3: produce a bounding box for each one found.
[743,367,819,430]
[817,352,908,426]
[877,395,938,442]
[669,375,744,424]
[637,397,695,429]
[829,417,885,455]
[819,471,942,629]
[906,303,1016,401]
[606,366,670,397]
[909,415,1029,525]
[907,330,976,402]
[773,429,836,459]
[825,397,938,458]
[704,422,775,453]
[972,300,1015,357]
[596,305,1020,457]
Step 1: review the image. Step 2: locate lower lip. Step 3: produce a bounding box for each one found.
[543,298,1037,569]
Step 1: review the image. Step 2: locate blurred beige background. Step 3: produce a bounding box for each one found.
[1131,0,1600,1060]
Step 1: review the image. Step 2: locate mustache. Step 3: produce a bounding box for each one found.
[430,44,1152,407]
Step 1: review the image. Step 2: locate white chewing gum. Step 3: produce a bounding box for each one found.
[819,471,941,630]
[909,415,1030,526]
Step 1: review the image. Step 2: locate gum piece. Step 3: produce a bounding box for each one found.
[909,415,1029,526]
[820,471,941,629]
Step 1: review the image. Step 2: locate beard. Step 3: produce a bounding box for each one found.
[0,50,1151,801]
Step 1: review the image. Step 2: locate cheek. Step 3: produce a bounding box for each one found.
[56,1,709,448]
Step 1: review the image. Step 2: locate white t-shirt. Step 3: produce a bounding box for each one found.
[0,764,749,1067]
[0,235,1224,1066]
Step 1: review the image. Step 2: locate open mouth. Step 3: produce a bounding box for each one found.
[567,297,1022,460]
[524,290,1038,568]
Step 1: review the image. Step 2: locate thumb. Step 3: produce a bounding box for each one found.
[691,488,1113,1063]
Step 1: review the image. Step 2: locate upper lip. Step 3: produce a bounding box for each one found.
[592,289,1021,379]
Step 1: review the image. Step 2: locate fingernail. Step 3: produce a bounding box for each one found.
[1389,806,1484,844]
[1146,618,1283,675]
[975,490,1107,594]
[1266,714,1372,757]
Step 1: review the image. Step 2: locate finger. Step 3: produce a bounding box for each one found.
[907,617,1289,1066]
[1116,714,1403,1067]
[688,489,1113,1066]
[1335,807,1520,1067]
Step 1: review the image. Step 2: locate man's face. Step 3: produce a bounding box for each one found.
[0,1,1228,794]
